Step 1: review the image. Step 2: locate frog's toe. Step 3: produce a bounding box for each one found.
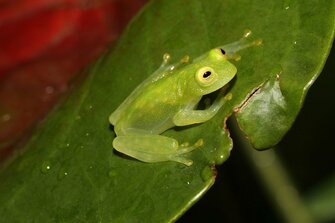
[163,53,171,63]
[170,157,193,166]
[177,139,203,155]
[180,55,190,64]
[194,138,204,147]
[180,142,190,147]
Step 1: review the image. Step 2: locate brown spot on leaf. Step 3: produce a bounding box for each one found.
[233,83,264,113]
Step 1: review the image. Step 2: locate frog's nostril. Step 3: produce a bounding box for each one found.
[220,48,226,55]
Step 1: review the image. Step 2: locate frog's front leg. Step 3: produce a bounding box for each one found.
[219,29,262,61]
[113,134,203,166]
[173,93,232,126]
[157,53,190,72]
[148,54,190,83]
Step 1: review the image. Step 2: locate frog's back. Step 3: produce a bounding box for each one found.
[109,87,141,126]
[110,77,163,125]
[111,75,187,134]
[109,65,176,125]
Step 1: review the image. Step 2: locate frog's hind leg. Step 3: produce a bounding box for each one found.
[113,134,202,166]
[168,138,204,165]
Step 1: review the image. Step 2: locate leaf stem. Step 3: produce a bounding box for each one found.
[230,116,315,223]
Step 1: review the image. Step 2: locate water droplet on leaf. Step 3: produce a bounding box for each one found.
[41,161,51,174]
[58,167,69,180]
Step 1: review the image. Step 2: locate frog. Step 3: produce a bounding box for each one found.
[109,31,262,166]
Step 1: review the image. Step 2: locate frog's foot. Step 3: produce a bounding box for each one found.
[159,53,190,71]
[170,139,204,166]
[160,53,171,68]
[219,29,262,59]
[169,157,193,166]
[180,142,190,147]
[177,139,203,154]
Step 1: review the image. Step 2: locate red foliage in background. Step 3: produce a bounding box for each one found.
[0,0,147,161]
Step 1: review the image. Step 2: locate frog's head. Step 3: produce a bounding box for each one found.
[190,48,237,96]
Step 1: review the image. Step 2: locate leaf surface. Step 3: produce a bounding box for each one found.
[0,0,334,222]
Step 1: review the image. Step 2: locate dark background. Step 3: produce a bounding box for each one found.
[179,46,335,223]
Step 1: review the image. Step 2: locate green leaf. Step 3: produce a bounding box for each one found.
[235,75,291,149]
[233,0,335,149]
[0,0,334,222]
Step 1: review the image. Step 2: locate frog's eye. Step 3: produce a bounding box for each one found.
[195,67,217,86]
[220,48,226,55]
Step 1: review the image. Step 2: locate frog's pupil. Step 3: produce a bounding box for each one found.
[220,48,226,55]
[203,71,211,78]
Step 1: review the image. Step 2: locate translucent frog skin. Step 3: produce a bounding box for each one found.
[109,48,235,166]
[110,33,261,166]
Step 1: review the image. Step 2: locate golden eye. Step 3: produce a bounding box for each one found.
[196,67,217,86]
